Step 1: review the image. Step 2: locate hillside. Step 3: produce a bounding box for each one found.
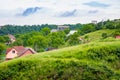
[81,29,117,41]
[0,40,120,80]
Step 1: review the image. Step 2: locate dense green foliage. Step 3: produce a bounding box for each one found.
[0,43,7,62]
[0,41,120,79]
[0,24,82,35]
[10,29,68,52]
[0,43,6,55]
[82,29,120,42]
[0,24,57,35]
[81,23,96,34]
[0,20,120,57]
[0,19,119,36]
[79,19,120,35]
[0,20,119,55]
[0,18,120,79]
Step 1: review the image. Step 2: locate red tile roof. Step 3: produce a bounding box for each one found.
[116,35,120,39]
[18,48,36,57]
[8,34,16,40]
[6,46,36,56]
[6,48,12,54]
[6,46,26,54]
[13,46,26,54]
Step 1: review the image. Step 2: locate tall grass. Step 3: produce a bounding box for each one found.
[0,41,120,80]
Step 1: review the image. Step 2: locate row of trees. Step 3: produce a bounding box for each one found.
[0,24,57,35]
[0,19,120,54]
[78,19,120,35]
[0,19,119,36]
[0,24,82,35]
[9,28,80,52]
[96,19,120,30]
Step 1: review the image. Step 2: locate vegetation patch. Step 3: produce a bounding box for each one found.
[0,41,120,79]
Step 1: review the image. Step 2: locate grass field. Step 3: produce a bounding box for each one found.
[0,40,120,80]
[81,29,117,41]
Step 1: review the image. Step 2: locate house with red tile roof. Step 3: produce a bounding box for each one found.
[6,46,36,60]
[116,35,120,39]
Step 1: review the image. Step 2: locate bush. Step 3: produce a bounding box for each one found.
[87,43,120,60]
[102,33,108,39]
[0,41,120,79]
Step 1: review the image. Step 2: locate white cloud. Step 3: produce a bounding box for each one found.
[0,0,120,25]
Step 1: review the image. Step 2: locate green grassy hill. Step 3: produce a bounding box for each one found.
[81,29,117,41]
[0,40,120,80]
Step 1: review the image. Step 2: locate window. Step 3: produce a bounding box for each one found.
[12,50,15,54]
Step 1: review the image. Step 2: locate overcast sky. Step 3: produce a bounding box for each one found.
[0,0,120,25]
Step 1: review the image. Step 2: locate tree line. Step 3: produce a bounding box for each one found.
[0,19,120,55]
[0,24,82,35]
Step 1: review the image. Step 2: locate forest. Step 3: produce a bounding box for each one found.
[0,19,120,61]
[0,19,119,36]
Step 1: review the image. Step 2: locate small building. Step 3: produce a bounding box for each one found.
[8,34,16,43]
[116,35,120,39]
[57,25,69,31]
[51,26,69,33]
[67,30,77,36]
[91,20,97,24]
[6,46,36,60]
[51,29,58,33]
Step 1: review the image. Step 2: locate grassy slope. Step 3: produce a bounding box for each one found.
[0,40,120,80]
[81,29,116,41]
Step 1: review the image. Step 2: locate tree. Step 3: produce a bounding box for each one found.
[81,23,96,34]
[77,29,84,35]
[0,36,5,43]
[27,35,48,52]
[40,27,51,36]
[104,21,115,29]
[96,22,103,30]
[102,33,108,39]
[0,36,9,43]
[68,32,80,45]
[0,43,6,55]
[12,39,24,46]
[48,31,66,48]
[64,28,70,34]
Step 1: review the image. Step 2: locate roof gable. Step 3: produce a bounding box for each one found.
[6,48,12,54]
[13,46,26,53]
[6,46,36,57]
[6,46,26,54]
[18,48,36,57]
[8,34,16,39]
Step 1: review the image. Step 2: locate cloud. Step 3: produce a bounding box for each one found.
[0,0,119,25]
[88,10,98,14]
[60,9,77,17]
[21,7,42,16]
[83,1,110,8]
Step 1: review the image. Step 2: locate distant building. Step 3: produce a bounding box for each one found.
[6,46,36,60]
[67,30,77,36]
[91,20,97,24]
[116,35,120,39]
[8,34,16,43]
[57,25,69,31]
[114,19,120,22]
[51,25,69,33]
[51,29,58,33]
